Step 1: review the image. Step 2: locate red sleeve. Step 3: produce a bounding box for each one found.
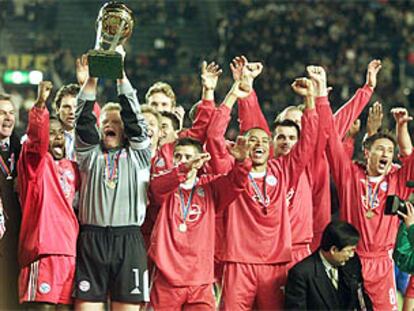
[238,90,270,135]
[178,99,215,143]
[205,105,235,174]
[151,142,175,175]
[334,85,373,139]
[149,164,190,206]
[23,106,50,173]
[342,136,356,160]
[211,159,252,209]
[392,152,414,200]
[276,108,319,189]
[319,96,354,193]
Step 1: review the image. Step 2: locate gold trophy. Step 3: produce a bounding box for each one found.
[88,2,134,79]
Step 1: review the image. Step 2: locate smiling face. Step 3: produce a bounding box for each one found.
[365,138,394,176]
[142,112,160,150]
[273,125,299,157]
[100,109,124,150]
[49,119,66,160]
[57,95,76,131]
[245,128,270,167]
[0,100,16,140]
[160,115,176,145]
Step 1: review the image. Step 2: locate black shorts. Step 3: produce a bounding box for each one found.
[74,225,149,303]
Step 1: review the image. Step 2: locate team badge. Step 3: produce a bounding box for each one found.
[155,158,165,168]
[266,175,277,186]
[39,282,51,294]
[380,181,388,192]
[187,204,202,222]
[197,187,205,197]
[79,280,90,292]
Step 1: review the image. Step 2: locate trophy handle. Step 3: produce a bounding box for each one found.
[94,19,104,50]
[109,19,126,52]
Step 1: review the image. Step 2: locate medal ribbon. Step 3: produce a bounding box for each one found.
[365,177,381,212]
[179,179,197,223]
[0,200,5,239]
[0,154,12,178]
[104,150,122,182]
[249,172,269,212]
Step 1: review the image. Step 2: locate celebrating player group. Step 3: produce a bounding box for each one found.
[3,39,414,311]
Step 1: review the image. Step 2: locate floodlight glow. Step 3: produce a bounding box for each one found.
[11,71,25,84]
[29,71,43,85]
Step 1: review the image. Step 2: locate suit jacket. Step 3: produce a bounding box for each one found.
[0,132,22,309]
[285,250,372,310]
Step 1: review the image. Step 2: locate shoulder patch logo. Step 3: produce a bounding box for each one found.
[79,280,90,292]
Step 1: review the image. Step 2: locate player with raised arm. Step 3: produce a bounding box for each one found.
[18,81,79,309]
[73,47,151,310]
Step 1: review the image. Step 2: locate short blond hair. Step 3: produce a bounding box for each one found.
[273,105,304,124]
[145,82,176,107]
[141,104,162,126]
[100,102,122,124]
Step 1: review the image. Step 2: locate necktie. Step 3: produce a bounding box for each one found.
[328,267,338,290]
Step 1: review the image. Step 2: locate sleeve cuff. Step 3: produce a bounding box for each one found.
[362,84,374,94]
[117,80,134,95]
[315,96,329,106]
[78,90,96,102]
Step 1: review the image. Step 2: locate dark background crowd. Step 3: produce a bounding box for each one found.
[1,0,414,139]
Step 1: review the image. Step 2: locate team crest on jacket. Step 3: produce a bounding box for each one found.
[155,157,165,168]
[58,168,75,199]
[197,187,205,197]
[266,175,277,186]
[187,204,202,222]
[380,181,388,192]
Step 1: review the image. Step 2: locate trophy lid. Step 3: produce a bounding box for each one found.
[97,2,135,45]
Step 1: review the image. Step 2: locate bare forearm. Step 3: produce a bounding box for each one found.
[397,123,413,157]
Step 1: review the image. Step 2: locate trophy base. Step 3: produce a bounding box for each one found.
[87,50,123,79]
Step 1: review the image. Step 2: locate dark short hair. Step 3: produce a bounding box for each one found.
[49,116,63,127]
[363,131,396,151]
[160,111,180,131]
[273,119,301,137]
[175,137,203,154]
[53,84,80,110]
[244,127,271,137]
[320,221,360,251]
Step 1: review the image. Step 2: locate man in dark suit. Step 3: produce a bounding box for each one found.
[285,220,372,310]
[0,93,22,309]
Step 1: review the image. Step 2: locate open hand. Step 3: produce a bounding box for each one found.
[367,101,383,136]
[76,54,89,86]
[228,136,249,161]
[201,61,222,91]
